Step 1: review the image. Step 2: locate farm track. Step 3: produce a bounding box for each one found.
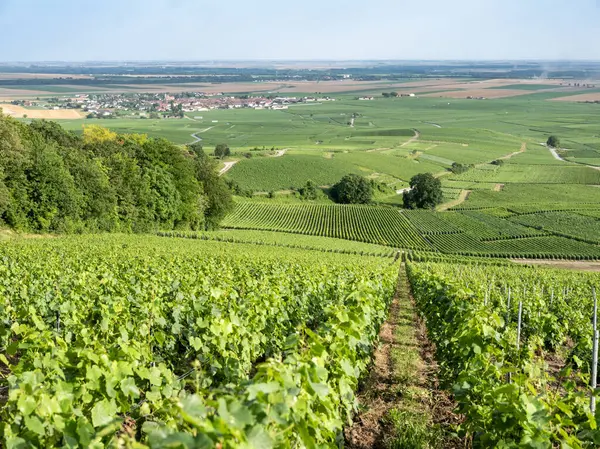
[544,143,600,171]
[400,129,421,147]
[271,148,288,157]
[437,189,472,211]
[188,126,217,145]
[366,129,420,153]
[498,142,527,161]
[219,161,238,176]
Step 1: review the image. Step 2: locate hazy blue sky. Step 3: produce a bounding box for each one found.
[0,0,599,61]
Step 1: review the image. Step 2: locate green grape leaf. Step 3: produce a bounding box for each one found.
[91,399,117,428]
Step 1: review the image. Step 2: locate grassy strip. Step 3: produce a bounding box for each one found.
[380,268,446,448]
[345,267,453,448]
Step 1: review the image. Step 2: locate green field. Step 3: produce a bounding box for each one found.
[0,234,398,447]
[408,261,600,446]
[222,202,431,249]
[4,70,600,449]
[220,201,600,258]
[54,92,600,194]
[14,83,600,260]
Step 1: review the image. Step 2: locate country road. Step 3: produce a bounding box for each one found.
[543,143,600,171]
[188,126,216,145]
[546,144,564,161]
[272,149,288,157]
[219,161,238,176]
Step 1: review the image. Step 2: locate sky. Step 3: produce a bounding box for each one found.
[0,0,599,62]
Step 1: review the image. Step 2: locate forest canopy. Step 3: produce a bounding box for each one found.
[0,114,232,233]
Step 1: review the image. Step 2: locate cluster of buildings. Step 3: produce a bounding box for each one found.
[11,92,337,117]
[154,95,335,112]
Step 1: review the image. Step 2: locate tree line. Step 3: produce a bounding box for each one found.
[0,114,232,233]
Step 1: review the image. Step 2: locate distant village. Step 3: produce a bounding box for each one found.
[10,92,336,119]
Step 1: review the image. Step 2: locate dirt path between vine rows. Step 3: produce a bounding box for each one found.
[437,189,471,211]
[400,129,421,147]
[498,142,526,161]
[345,266,460,448]
[366,129,420,153]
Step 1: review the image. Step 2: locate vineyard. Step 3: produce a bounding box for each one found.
[0,235,398,447]
[509,211,600,245]
[156,229,398,258]
[407,261,600,446]
[448,164,600,185]
[223,202,600,259]
[222,203,431,249]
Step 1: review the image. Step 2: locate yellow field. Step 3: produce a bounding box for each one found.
[0,103,85,119]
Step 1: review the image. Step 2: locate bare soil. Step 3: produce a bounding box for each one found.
[0,103,85,119]
[512,259,600,272]
[551,92,600,102]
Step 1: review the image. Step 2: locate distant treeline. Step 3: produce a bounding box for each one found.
[0,115,232,233]
[2,62,600,85]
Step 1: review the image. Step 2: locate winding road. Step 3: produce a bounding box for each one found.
[543,143,600,171]
[188,126,216,145]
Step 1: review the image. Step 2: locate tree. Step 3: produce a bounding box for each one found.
[330,174,372,204]
[403,173,443,209]
[547,135,560,148]
[214,143,230,159]
[195,155,233,229]
[188,142,205,159]
[298,180,319,200]
[0,114,233,233]
[450,162,471,174]
[83,125,117,145]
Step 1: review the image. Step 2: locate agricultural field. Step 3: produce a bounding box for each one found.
[408,261,600,446]
[221,202,600,259]
[2,61,600,448]
[7,81,597,261]
[449,163,600,184]
[222,202,431,249]
[509,211,600,244]
[157,228,397,257]
[226,154,365,191]
[0,235,398,447]
[7,83,594,196]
